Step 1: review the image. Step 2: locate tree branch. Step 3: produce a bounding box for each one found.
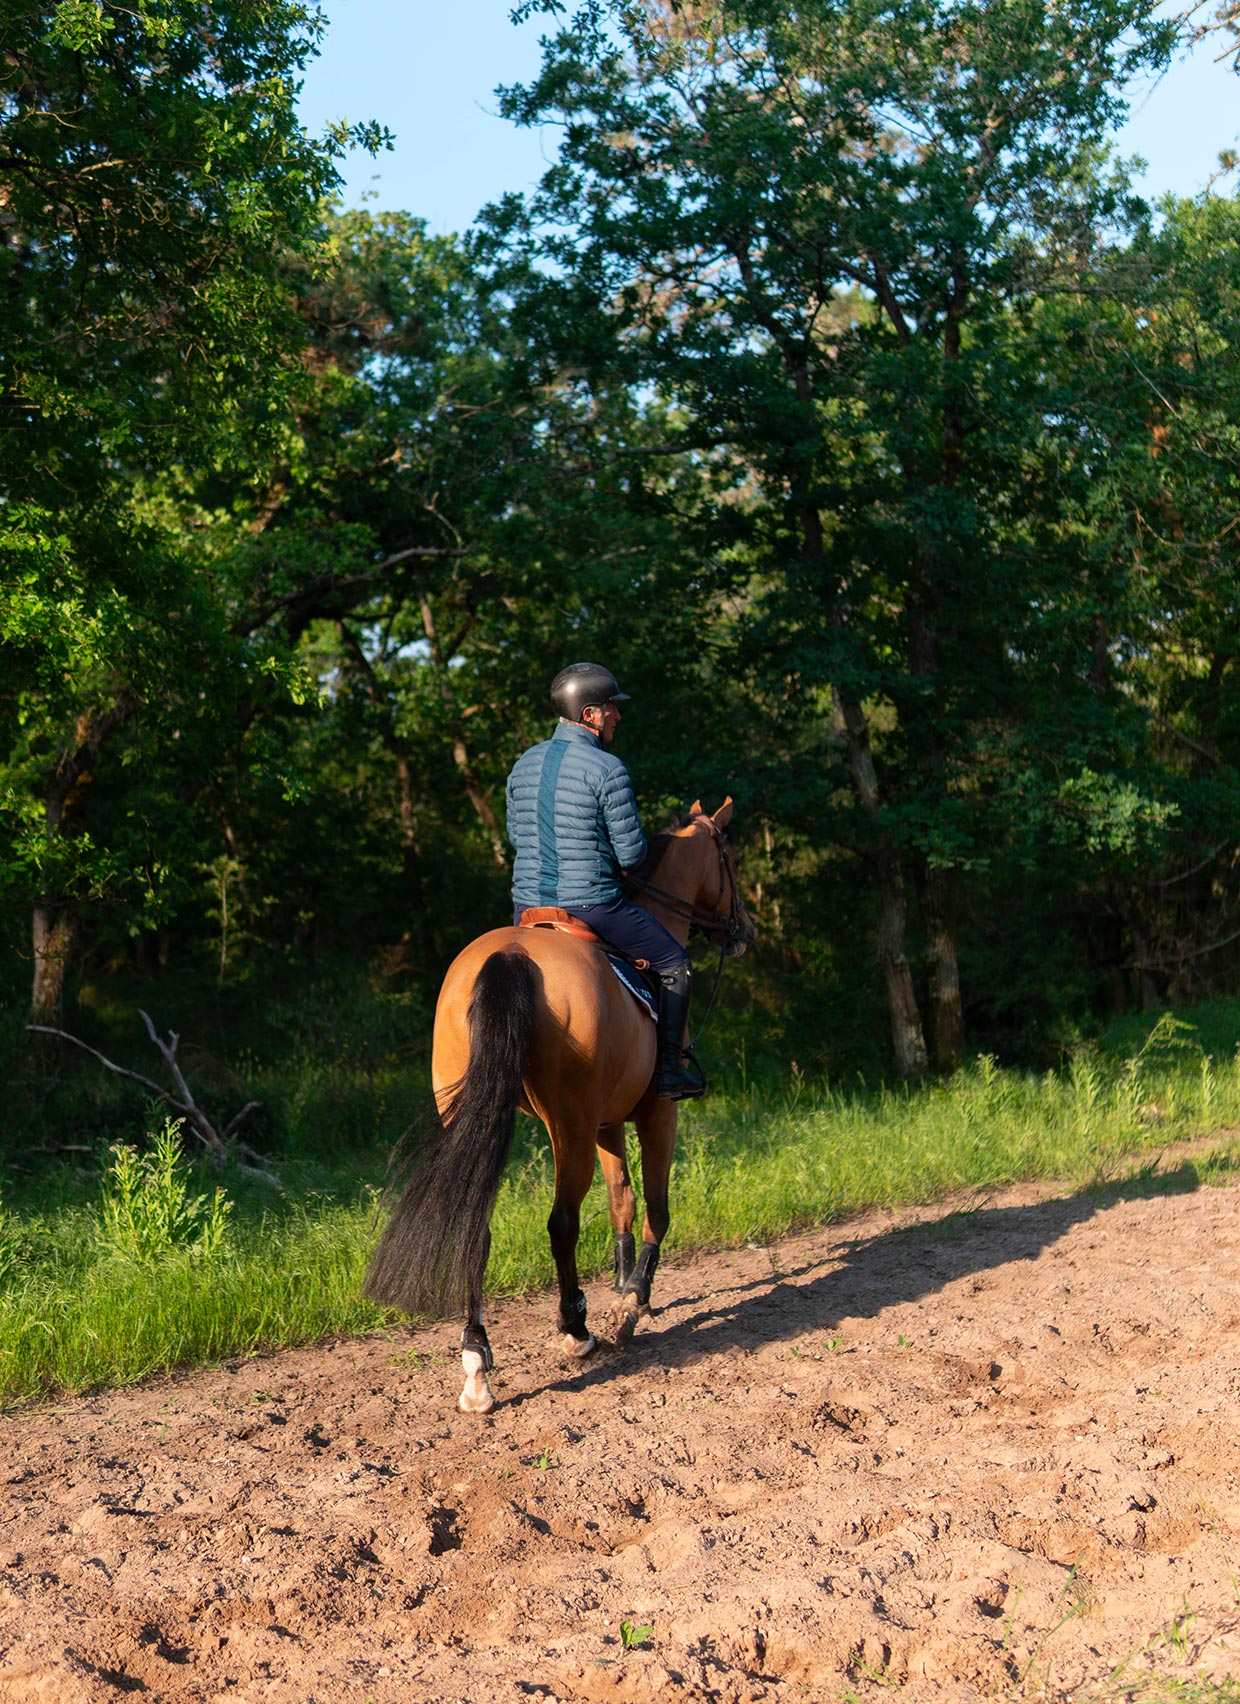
[25,1016,279,1185]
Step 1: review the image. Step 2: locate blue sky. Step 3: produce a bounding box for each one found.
[296,3,1240,235]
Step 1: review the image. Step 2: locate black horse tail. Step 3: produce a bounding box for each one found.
[362,949,536,1319]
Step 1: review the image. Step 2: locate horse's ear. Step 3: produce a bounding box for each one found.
[687,798,703,818]
[713,797,734,830]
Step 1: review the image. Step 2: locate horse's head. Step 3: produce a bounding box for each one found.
[684,797,757,957]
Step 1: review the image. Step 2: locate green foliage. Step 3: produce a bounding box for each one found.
[487,0,1240,1071]
[0,3,390,1017]
[46,0,113,51]
[97,1119,232,1263]
[7,0,1240,1136]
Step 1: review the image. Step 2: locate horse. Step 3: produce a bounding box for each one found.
[362,798,755,1413]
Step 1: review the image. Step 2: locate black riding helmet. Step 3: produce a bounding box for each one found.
[550,662,630,723]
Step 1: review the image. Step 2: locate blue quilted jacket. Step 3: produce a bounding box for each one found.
[506,721,648,906]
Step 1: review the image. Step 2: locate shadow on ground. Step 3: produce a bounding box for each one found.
[513,1151,1237,1406]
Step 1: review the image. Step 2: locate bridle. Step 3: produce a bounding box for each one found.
[624,815,751,1050]
[625,815,750,955]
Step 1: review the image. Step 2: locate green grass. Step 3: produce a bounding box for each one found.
[0,1176,388,1402]
[2,1009,1240,1408]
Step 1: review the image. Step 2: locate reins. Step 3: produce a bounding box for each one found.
[623,818,748,1051]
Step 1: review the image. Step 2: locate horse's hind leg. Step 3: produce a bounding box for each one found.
[548,1133,598,1360]
[596,1121,636,1292]
[459,1229,496,1414]
[611,1097,677,1344]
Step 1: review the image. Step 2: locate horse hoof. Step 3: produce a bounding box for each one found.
[613,1314,636,1346]
[609,1299,644,1343]
[561,1331,596,1361]
[459,1351,495,1413]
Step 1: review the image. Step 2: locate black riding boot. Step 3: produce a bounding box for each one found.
[654,962,707,1100]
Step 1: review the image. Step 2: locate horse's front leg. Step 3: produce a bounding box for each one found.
[459,1230,496,1413]
[612,1096,677,1344]
[596,1120,637,1292]
[548,1137,598,1360]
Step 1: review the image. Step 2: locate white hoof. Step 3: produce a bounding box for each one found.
[459,1349,495,1414]
[561,1331,597,1360]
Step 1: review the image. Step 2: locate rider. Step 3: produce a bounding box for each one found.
[505,661,706,1101]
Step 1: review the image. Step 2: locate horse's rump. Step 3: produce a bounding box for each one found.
[434,928,656,1129]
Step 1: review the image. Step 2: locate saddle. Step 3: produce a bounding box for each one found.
[517,906,602,944]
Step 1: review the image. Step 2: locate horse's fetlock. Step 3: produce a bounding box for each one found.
[623,1240,661,1308]
[461,1323,494,1371]
[557,1287,590,1338]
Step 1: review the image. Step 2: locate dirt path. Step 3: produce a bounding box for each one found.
[3,1161,1240,1703]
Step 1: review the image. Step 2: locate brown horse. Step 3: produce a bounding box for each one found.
[363,798,755,1413]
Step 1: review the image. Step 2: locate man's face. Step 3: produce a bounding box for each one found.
[585,700,621,744]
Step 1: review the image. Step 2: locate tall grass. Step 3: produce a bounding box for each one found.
[2,1012,1239,1408]
[0,1153,387,1403]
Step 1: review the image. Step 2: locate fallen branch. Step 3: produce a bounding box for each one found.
[26,1013,280,1187]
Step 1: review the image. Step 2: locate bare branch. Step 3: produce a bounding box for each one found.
[25,1020,280,1185]
[138,1009,196,1110]
[27,1024,198,1124]
[1130,921,1240,969]
[372,544,468,571]
[221,1102,262,1144]
[1150,711,1220,766]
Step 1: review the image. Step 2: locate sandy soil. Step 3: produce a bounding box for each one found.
[3,1155,1240,1704]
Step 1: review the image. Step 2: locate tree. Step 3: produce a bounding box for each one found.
[0,1,377,1020]
[492,0,1181,1073]
[2,189,728,1001]
[202,205,729,973]
[1040,193,1240,1006]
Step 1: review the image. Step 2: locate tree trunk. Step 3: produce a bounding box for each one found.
[394,752,427,914]
[836,688,929,1081]
[417,596,507,868]
[875,845,929,1081]
[448,735,506,866]
[764,323,929,1079]
[31,904,77,1027]
[1127,917,1163,1010]
[906,560,966,1074]
[29,694,134,1023]
[917,859,965,1073]
[336,620,435,955]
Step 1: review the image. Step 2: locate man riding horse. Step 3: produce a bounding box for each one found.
[506,661,706,1101]
[365,687,752,1410]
